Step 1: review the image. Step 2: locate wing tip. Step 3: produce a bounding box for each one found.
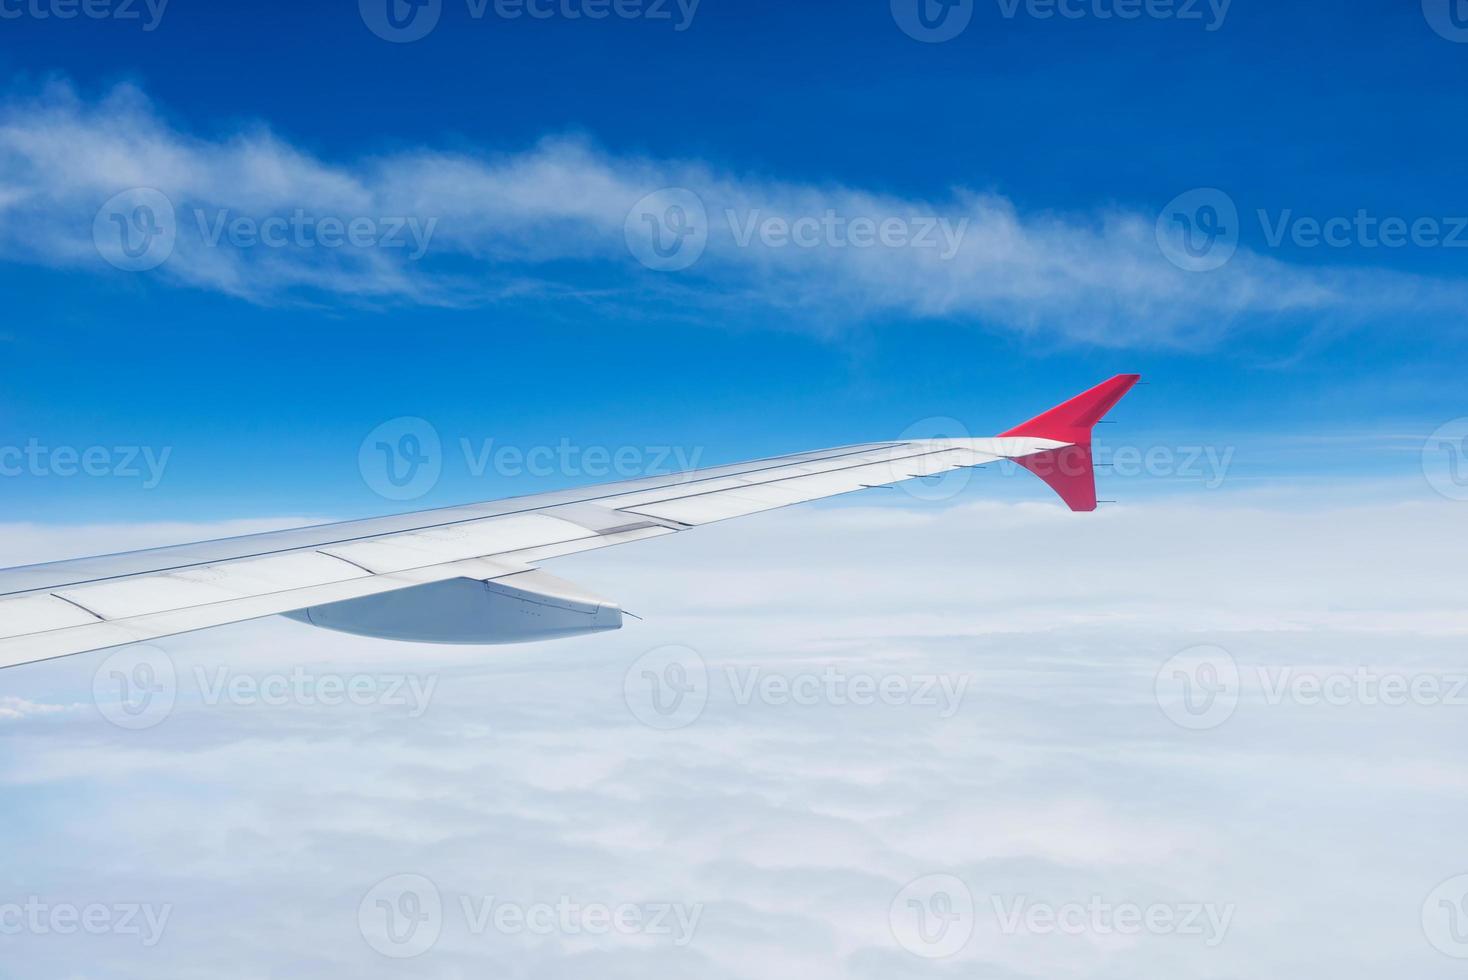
[1001,375,1142,511]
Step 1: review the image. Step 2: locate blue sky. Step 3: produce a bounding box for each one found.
[0,0,1465,523]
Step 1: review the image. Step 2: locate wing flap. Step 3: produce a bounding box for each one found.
[0,523,684,668]
[0,593,104,632]
[318,513,597,575]
[0,555,536,669]
[49,551,372,621]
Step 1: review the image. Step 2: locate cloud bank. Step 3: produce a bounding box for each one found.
[2,81,1466,346]
[1,496,1466,978]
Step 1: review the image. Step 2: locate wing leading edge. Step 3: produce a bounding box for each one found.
[0,376,1139,669]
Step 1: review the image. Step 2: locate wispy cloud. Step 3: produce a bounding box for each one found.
[2,80,1465,346]
[0,694,74,720]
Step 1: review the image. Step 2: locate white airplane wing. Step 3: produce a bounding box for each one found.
[0,375,1140,669]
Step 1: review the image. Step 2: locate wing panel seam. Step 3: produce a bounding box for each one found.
[48,592,106,622]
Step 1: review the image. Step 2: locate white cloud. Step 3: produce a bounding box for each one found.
[0,694,74,720]
[2,80,1465,345]
[0,495,1464,977]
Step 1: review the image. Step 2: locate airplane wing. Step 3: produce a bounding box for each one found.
[0,375,1140,669]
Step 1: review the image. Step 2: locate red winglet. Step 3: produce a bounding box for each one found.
[999,374,1141,512]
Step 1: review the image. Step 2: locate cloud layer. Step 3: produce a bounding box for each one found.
[3,81,1466,346]
[1,495,1466,978]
